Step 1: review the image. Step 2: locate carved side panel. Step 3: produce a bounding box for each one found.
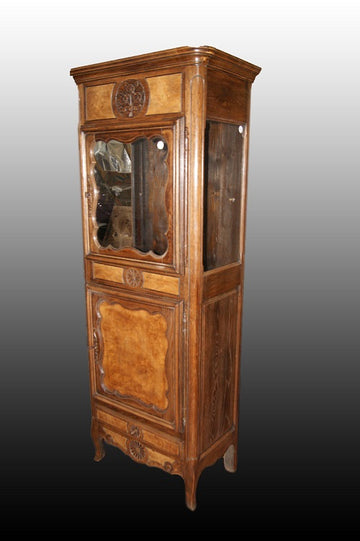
[200,291,239,451]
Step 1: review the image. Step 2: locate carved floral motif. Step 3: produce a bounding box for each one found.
[123,267,143,288]
[128,439,147,462]
[113,79,148,118]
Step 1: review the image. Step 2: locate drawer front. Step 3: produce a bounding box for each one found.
[100,425,182,476]
[95,408,182,458]
[91,262,180,296]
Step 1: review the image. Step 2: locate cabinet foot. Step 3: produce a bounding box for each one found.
[91,418,105,462]
[184,463,199,511]
[223,444,237,473]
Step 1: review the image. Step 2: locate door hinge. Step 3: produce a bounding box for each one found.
[182,308,187,334]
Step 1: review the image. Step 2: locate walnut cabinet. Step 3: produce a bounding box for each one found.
[70,46,261,510]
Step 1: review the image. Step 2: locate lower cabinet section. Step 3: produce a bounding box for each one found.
[93,407,183,476]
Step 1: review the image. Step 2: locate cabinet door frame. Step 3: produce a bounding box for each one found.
[79,117,185,274]
[87,285,184,434]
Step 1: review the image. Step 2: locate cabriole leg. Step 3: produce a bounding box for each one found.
[91,418,105,462]
[184,462,199,511]
[223,444,237,473]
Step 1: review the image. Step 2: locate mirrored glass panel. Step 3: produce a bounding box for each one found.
[93,136,169,256]
[204,121,245,270]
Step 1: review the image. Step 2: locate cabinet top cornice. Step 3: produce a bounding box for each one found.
[70,46,261,84]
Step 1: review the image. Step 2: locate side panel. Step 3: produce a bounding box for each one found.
[200,290,239,452]
[206,68,249,123]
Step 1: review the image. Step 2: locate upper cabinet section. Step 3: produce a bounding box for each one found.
[71,47,261,272]
[70,46,260,126]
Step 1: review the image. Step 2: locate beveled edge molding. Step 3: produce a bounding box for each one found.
[70,46,261,84]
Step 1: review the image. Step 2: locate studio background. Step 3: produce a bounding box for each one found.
[1,0,359,534]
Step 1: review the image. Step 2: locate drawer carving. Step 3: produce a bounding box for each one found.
[96,409,181,457]
[102,426,182,476]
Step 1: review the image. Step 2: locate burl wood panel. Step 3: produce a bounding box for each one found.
[142,272,179,295]
[200,291,238,451]
[93,263,124,283]
[99,300,169,410]
[146,74,182,115]
[85,84,116,121]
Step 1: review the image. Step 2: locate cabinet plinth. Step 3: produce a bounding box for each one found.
[70,45,261,510]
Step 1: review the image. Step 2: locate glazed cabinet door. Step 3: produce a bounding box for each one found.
[82,118,184,272]
[88,287,184,432]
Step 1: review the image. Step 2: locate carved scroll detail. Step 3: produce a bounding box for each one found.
[127,423,143,439]
[93,330,99,362]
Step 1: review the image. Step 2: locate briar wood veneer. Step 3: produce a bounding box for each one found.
[70,46,261,510]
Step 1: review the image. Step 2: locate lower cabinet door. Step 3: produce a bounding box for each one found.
[87,287,183,431]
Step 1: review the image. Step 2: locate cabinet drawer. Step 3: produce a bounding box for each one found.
[95,408,182,457]
[101,425,182,476]
[91,262,180,296]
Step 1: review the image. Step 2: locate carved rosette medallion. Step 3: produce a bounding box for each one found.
[112,79,149,118]
[128,440,147,462]
[123,267,143,288]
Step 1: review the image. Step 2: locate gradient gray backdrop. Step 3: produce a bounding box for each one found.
[1,0,359,535]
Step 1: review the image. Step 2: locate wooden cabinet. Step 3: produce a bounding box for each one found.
[70,46,261,510]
